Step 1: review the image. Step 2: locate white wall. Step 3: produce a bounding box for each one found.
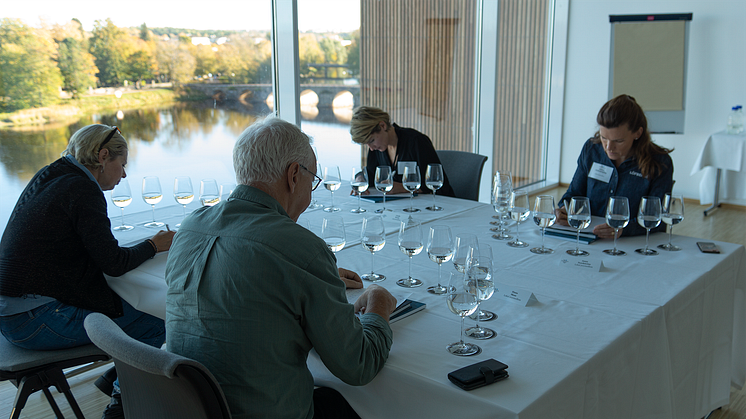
[561,0,746,203]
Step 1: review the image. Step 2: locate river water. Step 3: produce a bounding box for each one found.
[0,100,362,230]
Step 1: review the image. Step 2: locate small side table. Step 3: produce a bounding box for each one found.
[690,131,746,215]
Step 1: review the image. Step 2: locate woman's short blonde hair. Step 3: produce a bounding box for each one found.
[62,124,128,169]
[350,106,391,145]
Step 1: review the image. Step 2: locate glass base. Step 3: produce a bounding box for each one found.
[113,225,134,231]
[530,246,554,254]
[397,277,423,288]
[465,326,496,340]
[507,240,529,248]
[567,249,590,256]
[308,202,324,209]
[427,284,447,294]
[350,208,367,214]
[323,207,341,212]
[603,248,626,256]
[635,248,659,256]
[469,309,496,322]
[447,341,481,356]
[362,273,386,282]
[658,243,681,251]
[402,208,420,213]
[492,233,512,240]
[489,221,501,226]
[374,208,389,214]
[144,221,165,228]
[426,206,444,211]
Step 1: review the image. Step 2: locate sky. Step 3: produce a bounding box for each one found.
[2,0,360,32]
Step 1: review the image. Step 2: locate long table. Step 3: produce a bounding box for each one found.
[106,187,746,419]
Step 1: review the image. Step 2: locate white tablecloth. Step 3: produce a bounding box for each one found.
[106,193,746,419]
[690,131,746,205]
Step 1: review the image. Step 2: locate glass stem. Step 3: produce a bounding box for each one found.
[151,205,156,222]
[668,225,673,246]
[382,192,386,211]
[120,208,125,227]
[613,228,619,251]
[459,315,466,345]
[645,229,651,252]
[182,204,187,219]
[432,191,436,208]
[409,192,414,211]
[408,256,413,282]
[474,302,481,329]
[516,223,521,242]
[330,191,334,208]
[437,263,442,287]
[370,251,375,276]
[541,227,546,250]
[357,193,362,210]
[576,229,581,252]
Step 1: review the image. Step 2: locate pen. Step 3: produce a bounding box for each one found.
[166,224,170,232]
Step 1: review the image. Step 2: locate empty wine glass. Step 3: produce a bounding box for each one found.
[220,183,236,199]
[322,215,346,253]
[635,196,662,256]
[402,165,421,213]
[323,166,342,213]
[350,167,368,214]
[446,272,481,356]
[530,195,556,254]
[490,171,513,240]
[308,162,324,210]
[507,190,530,248]
[658,193,684,251]
[453,233,479,273]
[111,179,134,231]
[173,176,194,228]
[425,164,444,211]
[566,197,591,256]
[426,225,454,294]
[464,248,496,340]
[374,166,393,214]
[199,179,221,207]
[361,215,386,282]
[397,218,423,287]
[603,196,630,256]
[142,176,165,228]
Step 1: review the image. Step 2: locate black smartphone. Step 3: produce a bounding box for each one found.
[697,242,721,254]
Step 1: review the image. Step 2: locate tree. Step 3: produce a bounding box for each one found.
[57,36,98,98]
[156,40,196,85]
[139,23,151,42]
[298,33,324,78]
[346,30,360,77]
[89,18,128,86]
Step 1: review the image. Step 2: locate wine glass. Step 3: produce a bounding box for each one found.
[173,176,194,229]
[426,225,454,294]
[322,215,346,253]
[445,272,481,356]
[397,218,423,287]
[220,183,236,199]
[402,165,421,213]
[658,193,684,251]
[374,166,393,214]
[199,179,221,207]
[453,233,479,273]
[142,176,165,228]
[308,162,324,210]
[110,179,134,231]
[323,166,342,213]
[603,196,630,256]
[635,196,662,256]
[506,190,530,248]
[490,171,513,240]
[425,164,444,211]
[464,249,496,340]
[350,167,368,214]
[530,195,556,254]
[566,196,591,256]
[361,215,386,282]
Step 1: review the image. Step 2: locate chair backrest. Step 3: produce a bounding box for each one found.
[84,313,231,419]
[436,150,488,201]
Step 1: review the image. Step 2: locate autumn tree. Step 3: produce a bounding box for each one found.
[298,33,324,78]
[89,18,128,86]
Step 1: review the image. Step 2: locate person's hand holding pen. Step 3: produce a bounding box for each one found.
[149,224,176,253]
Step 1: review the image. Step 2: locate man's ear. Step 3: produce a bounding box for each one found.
[287,162,301,193]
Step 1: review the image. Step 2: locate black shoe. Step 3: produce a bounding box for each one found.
[94,367,117,397]
[101,392,124,419]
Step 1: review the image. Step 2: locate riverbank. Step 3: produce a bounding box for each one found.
[0,88,209,128]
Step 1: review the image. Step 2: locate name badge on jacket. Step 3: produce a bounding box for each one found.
[589,162,613,183]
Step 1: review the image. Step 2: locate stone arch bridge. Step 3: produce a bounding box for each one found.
[184,83,360,108]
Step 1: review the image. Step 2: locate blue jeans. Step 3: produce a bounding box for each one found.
[0,298,165,351]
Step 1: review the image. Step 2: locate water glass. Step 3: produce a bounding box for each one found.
[173,176,194,228]
[111,179,134,231]
[374,166,393,214]
[658,193,684,251]
[142,176,165,228]
[322,215,346,253]
[603,196,630,256]
[506,190,530,248]
[566,196,591,256]
[360,215,386,282]
[426,225,454,294]
[490,171,513,240]
[402,165,421,213]
[635,196,661,256]
[446,272,481,356]
[425,164,444,211]
[397,218,423,287]
[464,248,496,340]
[530,195,556,254]
[323,166,342,212]
[199,179,221,207]
[453,233,479,273]
[351,167,368,214]
[308,162,325,210]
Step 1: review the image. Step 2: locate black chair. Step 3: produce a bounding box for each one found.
[0,338,110,419]
[84,313,231,419]
[436,150,488,201]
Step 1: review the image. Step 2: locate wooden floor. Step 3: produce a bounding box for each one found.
[0,186,744,419]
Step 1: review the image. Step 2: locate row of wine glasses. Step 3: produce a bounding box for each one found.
[491,171,513,240]
[110,176,234,231]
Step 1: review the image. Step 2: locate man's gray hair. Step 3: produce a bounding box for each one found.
[233,116,314,185]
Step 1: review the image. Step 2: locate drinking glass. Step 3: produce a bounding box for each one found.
[323,166,342,212]
[464,250,496,340]
[603,196,630,256]
[566,196,591,256]
[506,190,530,248]
[199,179,221,207]
[402,165,421,213]
[446,272,481,356]
[397,218,423,287]
[374,166,393,214]
[425,164,444,211]
[361,215,386,282]
[658,193,684,251]
[635,196,662,256]
[530,195,556,254]
[322,215,346,253]
[350,167,368,214]
[173,176,194,228]
[426,225,454,294]
[220,183,236,199]
[110,179,134,231]
[308,162,324,209]
[453,233,479,274]
[490,171,513,240]
[142,176,165,228]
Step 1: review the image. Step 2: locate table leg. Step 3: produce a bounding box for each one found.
[704,168,722,216]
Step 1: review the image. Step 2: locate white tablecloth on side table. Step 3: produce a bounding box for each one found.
[691,131,746,205]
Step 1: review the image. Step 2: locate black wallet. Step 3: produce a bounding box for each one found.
[448,359,509,391]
